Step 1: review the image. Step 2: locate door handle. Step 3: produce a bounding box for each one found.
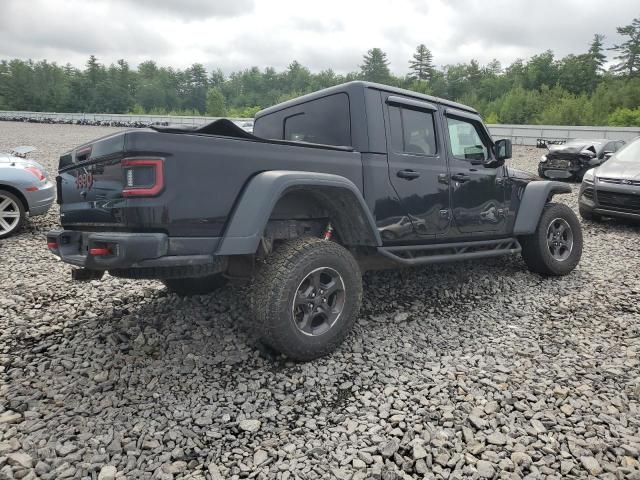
[451,173,471,183]
[397,169,420,180]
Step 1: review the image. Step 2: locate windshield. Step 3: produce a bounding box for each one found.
[613,137,640,163]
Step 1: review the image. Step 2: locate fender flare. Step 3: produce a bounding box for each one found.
[216,170,381,255]
[513,181,572,235]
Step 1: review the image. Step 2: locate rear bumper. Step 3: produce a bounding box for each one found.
[47,229,224,273]
[27,181,55,216]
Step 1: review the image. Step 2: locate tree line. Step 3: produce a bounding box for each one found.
[1,18,639,126]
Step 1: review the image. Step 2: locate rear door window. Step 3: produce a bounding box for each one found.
[388,106,437,156]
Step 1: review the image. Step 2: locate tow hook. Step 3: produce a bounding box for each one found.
[71,269,105,281]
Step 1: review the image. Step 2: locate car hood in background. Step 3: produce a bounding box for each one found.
[547,143,600,156]
[595,158,640,180]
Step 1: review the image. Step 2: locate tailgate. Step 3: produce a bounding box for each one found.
[58,131,164,227]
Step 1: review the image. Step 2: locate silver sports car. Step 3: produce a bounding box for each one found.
[0,146,55,238]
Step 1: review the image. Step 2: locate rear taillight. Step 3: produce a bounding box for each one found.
[121,158,164,197]
[24,166,46,182]
[47,240,58,250]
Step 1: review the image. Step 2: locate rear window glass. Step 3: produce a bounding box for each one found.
[254,93,351,147]
[389,105,437,156]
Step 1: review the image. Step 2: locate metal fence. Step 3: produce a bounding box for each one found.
[487,124,640,146]
[1,110,639,145]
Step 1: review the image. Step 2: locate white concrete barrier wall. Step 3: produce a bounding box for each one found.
[487,124,640,145]
[1,111,639,145]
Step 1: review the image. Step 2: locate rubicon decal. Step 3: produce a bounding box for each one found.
[75,172,94,191]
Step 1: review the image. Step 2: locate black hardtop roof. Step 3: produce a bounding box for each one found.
[255,81,478,118]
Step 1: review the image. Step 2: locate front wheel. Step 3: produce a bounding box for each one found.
[520,202,582,276]
[250,237,362,361]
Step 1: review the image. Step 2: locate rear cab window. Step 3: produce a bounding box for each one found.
[254,93,352,147]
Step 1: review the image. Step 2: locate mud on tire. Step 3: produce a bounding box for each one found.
[250,236,362,361]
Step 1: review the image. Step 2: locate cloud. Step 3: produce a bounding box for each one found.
[444,0,633,60]
[110,0,255,21]
[0,0,170,62]
[0,0,637,75]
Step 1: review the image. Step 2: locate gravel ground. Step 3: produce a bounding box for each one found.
[1,122,639,480]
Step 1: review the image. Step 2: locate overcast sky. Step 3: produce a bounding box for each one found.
[0,0,636,75]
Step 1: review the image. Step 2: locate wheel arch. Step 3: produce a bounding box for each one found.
[513,181,572,235]
[0,184,29,212]
[216,171,381,255]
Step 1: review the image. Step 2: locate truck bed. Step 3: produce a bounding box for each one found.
[58,120,363,238]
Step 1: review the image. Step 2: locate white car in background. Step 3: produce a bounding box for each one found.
[0,146,55,238]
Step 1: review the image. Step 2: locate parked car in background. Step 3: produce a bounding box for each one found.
[579,137,640,222]
[538,138,625,181]
[0,147,55,238]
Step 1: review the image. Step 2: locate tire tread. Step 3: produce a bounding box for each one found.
[250,237,362,361]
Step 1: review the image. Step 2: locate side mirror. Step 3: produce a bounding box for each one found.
[603,151,614,160]
[494,138,512,162]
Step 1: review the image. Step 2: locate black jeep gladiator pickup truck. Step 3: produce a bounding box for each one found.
[48,81,583,360]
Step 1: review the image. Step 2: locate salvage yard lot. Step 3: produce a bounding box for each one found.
[1,121,640,479]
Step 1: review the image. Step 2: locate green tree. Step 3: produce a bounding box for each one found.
[558,54,597,94]
[206,87,226,116]
[588,34,607,72]
[610,17,640,76]
[608,106,640,126]
[360,48,391,84]
[523,50,558,90]
[409,44,434,81]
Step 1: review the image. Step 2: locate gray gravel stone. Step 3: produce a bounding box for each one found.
[476,460,495,478]
[580,456,602,475]
[98,465,117,480]
[238,419,261,432]
[6,452,33,469]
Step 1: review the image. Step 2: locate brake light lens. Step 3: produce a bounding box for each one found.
[121,158,164,197]
[24,166,46,182]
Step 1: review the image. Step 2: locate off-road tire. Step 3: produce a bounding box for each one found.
[162,274,227,296]
[250,236,362,361]
[0,190,26,239]
[520,202,582,276]
[579,204,601,222]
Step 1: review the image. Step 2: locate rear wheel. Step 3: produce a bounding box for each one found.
[162,274,227,296]
[520,202,582,276]
[0,190,25,239]
[250,236,362,361]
